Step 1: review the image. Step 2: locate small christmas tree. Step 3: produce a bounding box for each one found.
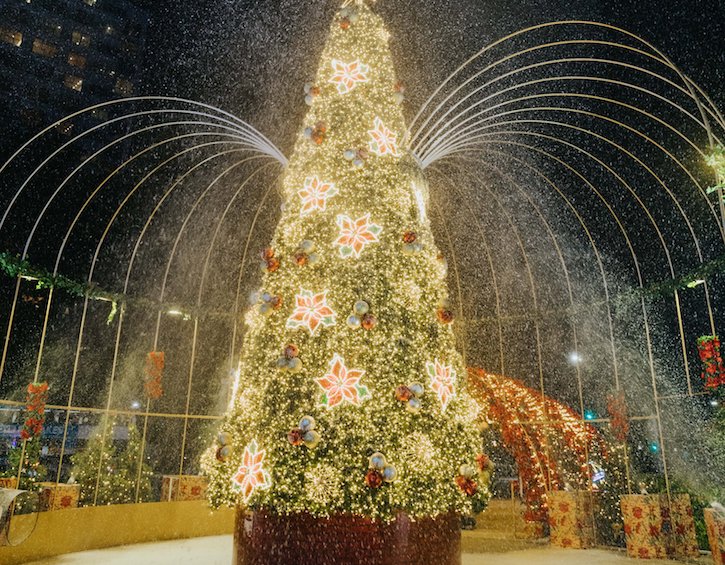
[203,2,487,522]
[2,436,47,491]
[71,420,153,506]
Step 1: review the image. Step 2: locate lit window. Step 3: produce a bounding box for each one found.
[114,77,133,96]
[0,28,23,47]
[71,31,91,47]
[32,39,57,57]
[64,75,83,92]
[68,52,86,68]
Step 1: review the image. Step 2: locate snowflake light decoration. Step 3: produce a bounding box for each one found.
[286,289,337,335]
[368,116,398,156]
[335,213,382,258]
[329,59,370,94]
[231,439,272,502]
[298,176,338,216]
[316,353,370,409]
[426,359,456,412]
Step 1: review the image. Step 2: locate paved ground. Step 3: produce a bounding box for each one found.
[24,535,708,565]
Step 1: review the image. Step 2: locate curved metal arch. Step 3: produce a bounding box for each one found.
[51,136,259,276]
[0,96,286,178]
[51,148,259,490]
[426,169,507,374]
[89,155,269,504]
[409,21,720,144]
[412,54,723,157]
[175,164,281,479]
[424,123,710,274]
[461,137,713,392]
[1,108,278,235]
[427,192,468,365]
[419,105,723,246]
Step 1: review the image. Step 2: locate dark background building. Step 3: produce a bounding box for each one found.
[0,0,149,156]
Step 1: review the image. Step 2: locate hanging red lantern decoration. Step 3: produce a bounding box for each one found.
[606,391,630,443]
[697,335,725,389]
[20,381,49,440]
[144,351,165,400]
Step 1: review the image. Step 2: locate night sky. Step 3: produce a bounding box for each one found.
[133,0,725,152]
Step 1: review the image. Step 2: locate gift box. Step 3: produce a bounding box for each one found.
[161,475,208,502]
[548,490,596,549]
[705,508,725,565]
[0,477,18,489]
[37,481,80,511]
[621,494,669,559]
[669,494,699,560]
[620,494,699,560]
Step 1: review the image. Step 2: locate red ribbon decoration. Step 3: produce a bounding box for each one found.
[697,335,725,389]
[20,381,49,440]
[144,351,165,400]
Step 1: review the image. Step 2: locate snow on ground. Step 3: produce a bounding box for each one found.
[23,535,706,565]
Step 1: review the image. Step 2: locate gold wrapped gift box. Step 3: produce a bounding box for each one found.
[705,509,725,565]
[548,490,596,549]
[37,482,81,511]
[620,494,698,560]
[160,475,208,502]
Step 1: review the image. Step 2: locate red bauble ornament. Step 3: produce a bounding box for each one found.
[340,17,351,30]
[261,247,275,261]
[476,453,491,472]
[288,428,304,446]
[294,251,309,266]
[361,313,377,330]
[310,85,321,96]
[437,308,454,324]
[455,475,478,497]
[394,81,406,93]
[402,231,417,244]
[365,469,383,489]
[266,257,281,273]
[395,385,413,402]
[284,344,299,359]
[311,132,325,145]
[270,295,283,310]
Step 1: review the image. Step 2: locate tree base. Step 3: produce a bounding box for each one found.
[233,507,461,565]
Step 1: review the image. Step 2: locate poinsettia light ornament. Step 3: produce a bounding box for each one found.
[335,213,382,258]
[286,289,337,335]
[329,59,370,94]
[316,354,370,409]
[232,440,272,502]
[427,359,457,412]
[298,176,338,216]
[368,116,398,156]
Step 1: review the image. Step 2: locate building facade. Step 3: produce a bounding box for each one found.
[0,0,148,146]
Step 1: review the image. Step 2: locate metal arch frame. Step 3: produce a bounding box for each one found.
[50,146,262,488]
[408,21,722,146]
[419,105,724,247]
[0,106,283,236]
[130,158,277,502]
[444,127,715,393]
[426,170,507,374]
[412,54,722,158]
[0,96,286,177]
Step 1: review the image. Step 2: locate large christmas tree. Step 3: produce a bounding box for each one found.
[204,1,487,522]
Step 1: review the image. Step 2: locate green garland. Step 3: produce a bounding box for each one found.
[2,250,724,325]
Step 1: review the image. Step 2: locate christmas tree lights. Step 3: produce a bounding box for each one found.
[203,2,487,521]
